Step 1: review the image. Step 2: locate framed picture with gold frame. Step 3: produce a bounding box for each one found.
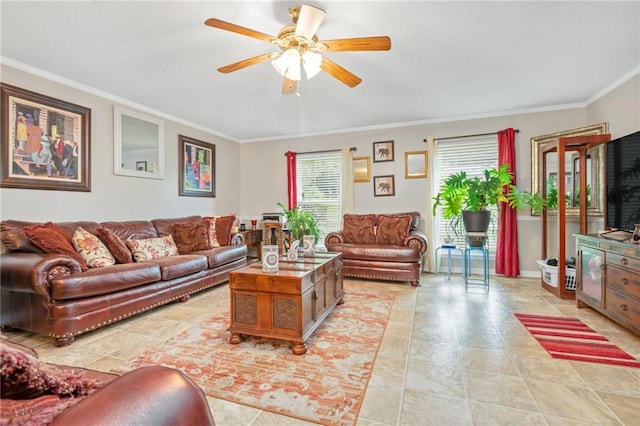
[353,156,370,182]
[404,151,428,179]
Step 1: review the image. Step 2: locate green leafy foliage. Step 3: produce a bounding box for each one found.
[277,202,322,242]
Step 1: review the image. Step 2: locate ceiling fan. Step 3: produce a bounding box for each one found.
[205,4,391,94]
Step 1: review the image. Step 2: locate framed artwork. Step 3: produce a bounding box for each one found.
[179,135,215,197]
[373,175,395,197]
[404,150,428,179]
[373,140,394,162]
[353,156,370,182]
[136,161,147,171]
[0,83,91,191]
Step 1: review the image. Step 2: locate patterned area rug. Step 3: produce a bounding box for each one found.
[515,313,640,368]
[115,289,395,425]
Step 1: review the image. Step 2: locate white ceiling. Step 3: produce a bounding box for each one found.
[2,1,639,143]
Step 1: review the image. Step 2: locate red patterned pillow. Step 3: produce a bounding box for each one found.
[95,227,133,264]
[214,215,236,246]
[21,222,88,271]
[202,217,220,248]
[342,214,376,244]
[171,221,211,254]
[0,343,104,399]
[375,214,412,245]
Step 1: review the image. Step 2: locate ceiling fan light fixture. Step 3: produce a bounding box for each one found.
[302,50,322,79]
[272,48,301,81]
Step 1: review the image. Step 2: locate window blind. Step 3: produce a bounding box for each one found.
[434,137,498,251]
[296,152,342,239]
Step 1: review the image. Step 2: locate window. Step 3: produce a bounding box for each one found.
[296,152,342,239]
[434,137,498,251]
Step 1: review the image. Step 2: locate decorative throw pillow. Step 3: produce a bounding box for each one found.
[0,343,104,399]
[342,214,376,244]
[375,214,412,245]
[171,221,211,254]
[21,222,88,271]
[214,215,236,246]
[202,217,220,248]
[72,227,116,268]
[125,235,179,262]
[0,395,81,426]
[95,227,133,264]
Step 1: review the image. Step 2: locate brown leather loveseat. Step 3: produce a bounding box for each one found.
[325,212,428,287]
[0,215,247,346]
[1,340,216,425]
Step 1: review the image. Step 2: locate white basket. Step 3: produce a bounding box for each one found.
[536,260,576,290]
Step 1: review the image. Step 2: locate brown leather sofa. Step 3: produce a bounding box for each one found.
[1,340,216,425]
[0,216,247,346]
[325,212,428,287]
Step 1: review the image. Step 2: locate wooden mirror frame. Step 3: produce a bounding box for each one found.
[114,106,165,179]
[404,150,428,179]
[531,123,608,216]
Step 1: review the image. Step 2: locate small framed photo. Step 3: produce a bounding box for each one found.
[373,140,394,162]
[353,156,370,183]
[179,135,215,197]
[136,161,147,172]
[404,151,428,179]
[373,175,395,197]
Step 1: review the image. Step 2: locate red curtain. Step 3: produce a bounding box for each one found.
[285,151,297,210]
[496,128,520,276]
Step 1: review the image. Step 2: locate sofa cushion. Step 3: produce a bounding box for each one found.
[0,342,104,399]
[72,227,116,268]
[95,226,133,264]
[202,217,221,248]
[375,214,413,245]
[21,222,88,271]
[214,215,235,246]
[0,220,43,253]
[151,216,202,237]
[126,236,179,262]
[326,242,421,262]
[50,263,162,300]
[146,254,209,281]
[99,220,159,241]
[192,244,248,269]
[342,214,376,244]
[171,221,211,254]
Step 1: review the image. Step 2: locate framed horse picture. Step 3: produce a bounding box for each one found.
[373,175,395,197]
[372,140,394,163]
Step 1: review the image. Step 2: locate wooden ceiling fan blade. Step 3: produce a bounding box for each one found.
[294,5,326,40]
[320,57,362,87]
[217,52,275,73]
[205,18,275,43]
[320,36,391,52]
[282,78,297,95]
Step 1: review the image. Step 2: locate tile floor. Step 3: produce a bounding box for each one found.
[4,273,640,425]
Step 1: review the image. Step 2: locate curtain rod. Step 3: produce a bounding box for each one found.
[285,147,356,156]
[423,129,520,143]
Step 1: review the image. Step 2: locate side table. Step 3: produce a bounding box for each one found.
[240,229,262,259]
[435,245,463,280]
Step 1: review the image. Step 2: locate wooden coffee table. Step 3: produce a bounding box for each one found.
[228,252,344,355]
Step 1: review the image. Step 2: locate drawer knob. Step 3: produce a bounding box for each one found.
[620,258,628,266]
[621,278,629,286]
[620,304,628,311]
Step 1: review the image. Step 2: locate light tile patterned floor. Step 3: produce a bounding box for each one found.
[4,274,640,425]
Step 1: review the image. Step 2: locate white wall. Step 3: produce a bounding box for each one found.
[2,64,638,276]
[0,64,242,223]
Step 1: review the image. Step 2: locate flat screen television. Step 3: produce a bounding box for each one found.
[606,130,640,232]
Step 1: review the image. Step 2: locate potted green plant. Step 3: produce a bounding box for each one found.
[432,163,547,241]
[277,202,322,245]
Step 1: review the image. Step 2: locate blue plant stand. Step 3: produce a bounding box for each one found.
[464,234,489,291]
[435,244,464,280]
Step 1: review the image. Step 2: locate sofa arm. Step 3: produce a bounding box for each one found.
[325,232,345,245]
[0,252,83,297]
[405,231,428,257]
[50,366,215,426]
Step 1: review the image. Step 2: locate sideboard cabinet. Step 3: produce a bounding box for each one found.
[575,234,640,335]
